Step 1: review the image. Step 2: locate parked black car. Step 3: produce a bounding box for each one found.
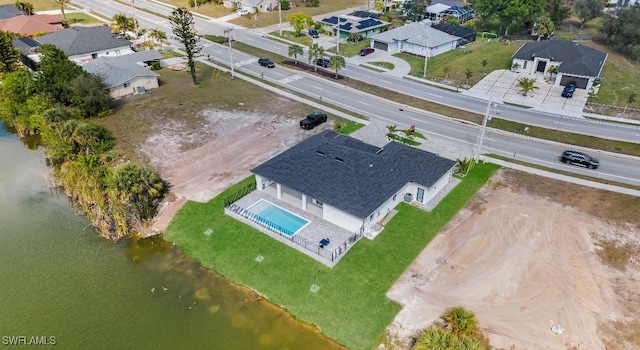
[316,58,330,68]
[560,150,599,169]
[309,28,319,38]
[561,81,576,98]
[300,111,328,130]
[258,57,275,68]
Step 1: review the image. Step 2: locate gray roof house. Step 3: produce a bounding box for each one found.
[250,130,456,237]
[81,50,161,98]
[511,40,607,90]
[371,21,459,57]
[36,26,133,63]
[0,4,22,20]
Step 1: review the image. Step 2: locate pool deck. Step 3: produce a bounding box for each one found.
[227,177,461,268]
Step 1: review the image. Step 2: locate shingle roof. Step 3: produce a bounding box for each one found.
[512,40,607,77]
[0,4,22,20]
[426,3,450,13]
[36,26,131,57]
[431,22,476,40]
[371,22,459,48]
[252,130,456,219]
[0,14,63,36]
[81,50,160,88]
[12,37,40,54]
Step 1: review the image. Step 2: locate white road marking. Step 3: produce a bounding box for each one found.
[311,86,323,90]
[357,100,368,105]
[277,75,304,84]
[235,58,256,67]
[379,79,390,84]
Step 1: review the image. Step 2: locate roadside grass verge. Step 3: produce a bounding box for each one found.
[335,120,365,134]
[66,12,105,24]
[487,118,640,157]
[227,0,364,27]
[270,30,312,46]
[486,154,640,191]
[163,163,500,350]
[327,40,371,57]
[15,0,62,11]
[155,0,233,18]
[368,61,395,70]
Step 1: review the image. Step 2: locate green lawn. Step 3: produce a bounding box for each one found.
[368,61,395,70]
[590,61,640,109]
[65,12,105,25]
[163,162,500,349]
[270,30,312,47]
[0,0,61,11]
[327,39,371,57]
[395,38,521,86]
[335,120,365,134]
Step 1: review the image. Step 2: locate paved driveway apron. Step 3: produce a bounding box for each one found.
[466,70,588,113]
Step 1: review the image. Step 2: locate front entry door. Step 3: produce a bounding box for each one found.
[417,188,425,202]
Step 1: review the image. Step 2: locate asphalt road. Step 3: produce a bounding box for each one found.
[76,0,640,186]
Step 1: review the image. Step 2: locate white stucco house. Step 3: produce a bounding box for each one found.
[223,0,282,12]
[370,21,459,58]
[250,130,456,235]
[35,26,133,64]
[81,50,161,98]
[511,40,607,90]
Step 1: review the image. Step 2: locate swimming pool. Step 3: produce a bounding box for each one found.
[246,200,309,236]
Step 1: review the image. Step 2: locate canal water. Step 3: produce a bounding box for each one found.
[0,121,343,349]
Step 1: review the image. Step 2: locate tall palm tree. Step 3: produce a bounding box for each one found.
[517,77,539,96]
[288,44,304,65]
[51,0,70,20]
[149,28,167,49]
[308,43,324,71]
[329,54,345,79]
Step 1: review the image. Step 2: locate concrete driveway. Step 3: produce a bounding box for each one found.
[466,70,588,115]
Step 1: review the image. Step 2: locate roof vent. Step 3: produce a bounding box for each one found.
[316,151,325,156]
[334,157,344,163]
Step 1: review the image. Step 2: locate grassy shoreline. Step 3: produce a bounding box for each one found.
[163,163,500,349]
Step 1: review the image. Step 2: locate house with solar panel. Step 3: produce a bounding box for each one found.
[225,130,456,266]
[370,21,459,57]
[318,11,390,40]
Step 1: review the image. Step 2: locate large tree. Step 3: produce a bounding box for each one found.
[402,0,430,21]
[0,30,20,73]
[69,73,111,118]
[546,0,571,26]
[573,0,603,29]
[534,14,555,40]
[286,12,311,36]
[35,44,84,105]
[616,4,640,53]
[473,0,546,36]
[169,7,202,85]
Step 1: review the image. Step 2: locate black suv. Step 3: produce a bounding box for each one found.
[561,81,576,98]
[560,150,599,169]
[316,58,330,68]
[300,111,327,130]
[258,57,275,68]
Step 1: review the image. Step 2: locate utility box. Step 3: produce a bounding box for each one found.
[404,193,413,203]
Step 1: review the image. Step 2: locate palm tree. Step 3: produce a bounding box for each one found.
[308,43,324,71]
[329,54,345,79]
[149,28,167,49]
[465,68,473,84]
[14,1,34,15]
[534,15,555,41]
[51,0,70,20]
[443,66,450,81]
[414,327,454,350]
[443,306,479,338]
[111,13,135,35]
[511,62,520,71]
[109,163,168,221]
[548,65,557,78]
[517,77,539,96]
[288,44,304,65]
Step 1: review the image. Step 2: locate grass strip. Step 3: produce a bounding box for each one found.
[163,162,500,349]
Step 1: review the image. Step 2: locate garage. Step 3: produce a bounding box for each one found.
[373,40,388,51]
[560,75,589,89]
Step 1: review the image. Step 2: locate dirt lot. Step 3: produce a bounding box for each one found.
[385,170,640,350]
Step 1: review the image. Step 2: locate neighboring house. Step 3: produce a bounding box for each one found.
[251,130,456,234]
[0,14,64,36]
[370,21,459,57]
[511,40,607,90]
[36,26,133,63]
[426,0,474,23]
[319,11,390,40]
[81,50,161,98]
[223,0,281,12]
[12,37,40,70]
[425,3,451,22]
[0,4,22,20]
[605,0,638,8]
[431,22,476,45]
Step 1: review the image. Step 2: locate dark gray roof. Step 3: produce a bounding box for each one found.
[0,4,22,20]
[36,26,131,57]
[12,37,40,54]
[252,130,456,219]
[432,22,476,40]
[512,40,607,77]
[81,50,160,88]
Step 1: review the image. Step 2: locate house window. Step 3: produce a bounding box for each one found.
[313,199,323,207]
[523,61,527,69]
[124,82,130,88]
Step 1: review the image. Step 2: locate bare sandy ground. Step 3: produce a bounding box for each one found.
[141,108,320,233]
[386,172,640,349]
